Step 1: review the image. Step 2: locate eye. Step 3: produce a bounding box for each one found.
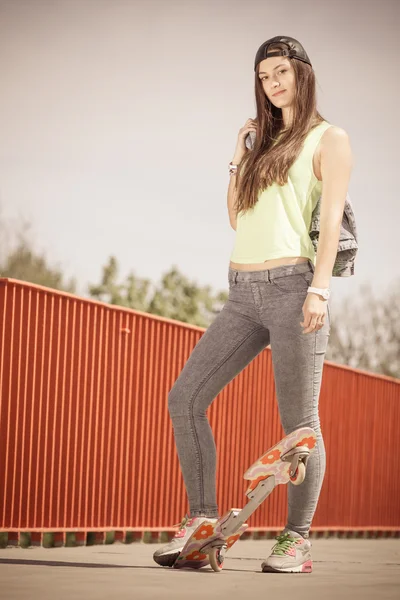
[260,69,287,81]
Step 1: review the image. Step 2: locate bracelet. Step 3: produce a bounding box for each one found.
[229,162,238,175]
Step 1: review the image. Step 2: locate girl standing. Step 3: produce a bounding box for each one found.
[153,35,353,573]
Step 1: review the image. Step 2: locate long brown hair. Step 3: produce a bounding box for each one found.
[234,42,326,216]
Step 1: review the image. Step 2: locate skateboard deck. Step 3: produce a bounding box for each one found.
[244,426,317,491]
[173,509,247,570]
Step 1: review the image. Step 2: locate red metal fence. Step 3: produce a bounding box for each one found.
[1,277,399,544]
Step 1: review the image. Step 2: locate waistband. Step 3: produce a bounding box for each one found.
[228,259,314,284]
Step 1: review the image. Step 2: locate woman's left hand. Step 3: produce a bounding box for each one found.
[300,293,328,334]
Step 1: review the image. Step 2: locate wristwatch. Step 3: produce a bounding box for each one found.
[307,286,330,300]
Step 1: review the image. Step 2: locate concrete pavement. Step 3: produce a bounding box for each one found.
[0,538,399,600]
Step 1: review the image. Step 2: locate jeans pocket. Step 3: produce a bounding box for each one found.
[271,272,311,294]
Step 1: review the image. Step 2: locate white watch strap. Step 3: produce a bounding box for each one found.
[307,286,330,298]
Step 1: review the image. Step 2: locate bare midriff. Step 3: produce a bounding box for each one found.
[229,256,309,271]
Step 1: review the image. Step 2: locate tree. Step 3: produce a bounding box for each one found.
[326,280,400,379]
[88,256,227,328]
[0,215,76,293]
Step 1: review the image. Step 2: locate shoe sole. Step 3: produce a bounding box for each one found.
[262,560,312,573]
[153,551,181,568]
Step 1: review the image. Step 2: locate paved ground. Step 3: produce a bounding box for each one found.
[0,538,399,600]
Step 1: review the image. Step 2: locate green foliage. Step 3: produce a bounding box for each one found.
[0,217,76,293]
[65,532,77,547]
[19,532,31,548]
[142,531,155,544]
[42,532,54,548]
[105,531,115,544]
[89,256,228,328]
[124,531,134,544]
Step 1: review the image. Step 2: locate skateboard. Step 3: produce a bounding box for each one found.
[173,426,317,572]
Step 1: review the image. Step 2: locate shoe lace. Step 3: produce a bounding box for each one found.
[172,514,189,530]
[271,532,297,556]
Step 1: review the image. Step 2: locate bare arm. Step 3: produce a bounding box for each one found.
[300,126,353,335]
[227,171,239,230]
[312,126,353,288]
[227,119,257,231]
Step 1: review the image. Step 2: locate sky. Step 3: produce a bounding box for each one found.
[0,0,399,310]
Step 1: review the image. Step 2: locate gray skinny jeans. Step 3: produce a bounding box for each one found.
[168,260,330,538]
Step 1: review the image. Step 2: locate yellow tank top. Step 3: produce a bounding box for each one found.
[230,120,334,264]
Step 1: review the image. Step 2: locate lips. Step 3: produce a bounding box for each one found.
[272,90,286,97]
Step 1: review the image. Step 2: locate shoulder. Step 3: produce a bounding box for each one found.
[320,125,353,172]
[321,125,352,158]
[321,125,351,147]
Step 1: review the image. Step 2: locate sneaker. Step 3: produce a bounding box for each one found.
[153,514,218,567]
[261,529,313,573]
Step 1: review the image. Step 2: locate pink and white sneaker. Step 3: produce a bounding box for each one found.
[153,514,218,567]
[261,529,313,573]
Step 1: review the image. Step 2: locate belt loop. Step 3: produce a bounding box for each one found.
[234,271,238,284]
[267,269,271,283]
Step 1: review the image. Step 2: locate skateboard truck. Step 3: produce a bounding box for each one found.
[281,445,311,477]
[199,480,275,561]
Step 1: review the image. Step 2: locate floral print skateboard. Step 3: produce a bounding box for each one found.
[173,426,317,572]
[173,509,247,571]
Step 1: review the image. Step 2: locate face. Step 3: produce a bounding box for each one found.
[257,56,296,108]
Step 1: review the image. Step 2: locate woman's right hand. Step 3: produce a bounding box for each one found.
[232,118,258,163]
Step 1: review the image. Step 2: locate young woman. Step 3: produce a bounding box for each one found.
[153,35,353,573]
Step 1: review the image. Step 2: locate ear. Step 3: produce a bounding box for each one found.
[245,130,256,150]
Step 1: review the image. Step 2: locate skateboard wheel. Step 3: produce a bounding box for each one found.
[209,546,225,572]
[289,461,306,485]
[290,462,306,485]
